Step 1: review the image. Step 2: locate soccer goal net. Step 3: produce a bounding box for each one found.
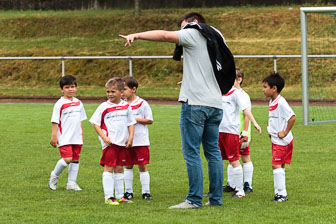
[301,7,336,125]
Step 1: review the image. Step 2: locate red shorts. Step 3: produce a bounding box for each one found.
[218,133,240,162]
[100,144,128,167]
[125,146,150,166]
[59,144,82,160]
[272,140,293,165]
[239,145,250,156]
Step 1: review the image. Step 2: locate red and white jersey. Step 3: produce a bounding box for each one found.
[89,100,136,149]
[219,87,249,135]
[51,97,87,147]
[267,95,295,146]
[129,97,153,146]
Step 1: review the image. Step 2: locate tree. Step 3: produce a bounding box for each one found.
[134,0,141,16]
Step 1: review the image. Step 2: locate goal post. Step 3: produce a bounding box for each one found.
[300,7,336,125]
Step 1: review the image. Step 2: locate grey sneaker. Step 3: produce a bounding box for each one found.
[66,183,82,191]
[48,173,59,191]
[168,201,199,209]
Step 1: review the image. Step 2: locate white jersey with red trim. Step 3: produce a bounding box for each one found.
[267,95,295,146]
[239,88,252,140]
[219,87,249,135]
[129,96,153,146]
[51,97,87,147]
[89,100,136,149]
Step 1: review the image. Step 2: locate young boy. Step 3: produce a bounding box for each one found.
[224,68,254,194]
[263,72,296,202]
[49,75,87,191]
[218,76,261,198]
[121,76,154,200]
[89,77,136,206]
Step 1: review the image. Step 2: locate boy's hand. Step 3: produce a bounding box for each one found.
[278,130,287,139]
[254,123,262,135]
[125,138,133,148]
[50,136,58,148]
[119,34,137,47]
[102,136,112,147]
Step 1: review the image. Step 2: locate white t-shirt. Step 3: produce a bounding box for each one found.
[219,87,249,135]
[267,95,295,146]
[51,97,87,147]
[129,97,153,146]
[89,100,136,149]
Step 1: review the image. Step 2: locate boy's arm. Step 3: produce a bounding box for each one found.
[92,124,112,147]
[243,114,250,132]
[50,122,59,148]
[135,118,153,125]
[278,115,296,138]
[242,108,261,135]
[119,30,179,47]
[125,125,134,148]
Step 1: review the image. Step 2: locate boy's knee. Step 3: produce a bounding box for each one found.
[63,157,72,164]
[138,165,147,172]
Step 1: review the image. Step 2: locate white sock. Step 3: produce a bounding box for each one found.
[232,165,244,195]
[52,158,68,177]
[273,168,287,196]
[67,162,79,186]
[114,173,124,200]
[102,172,114,200]
[227,164,234,187]
[140,171,150,194]
[243,162,253,188]
[124,168,134,193]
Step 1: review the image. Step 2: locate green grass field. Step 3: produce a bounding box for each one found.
[0,102,335,223]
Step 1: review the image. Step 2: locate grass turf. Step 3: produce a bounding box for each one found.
[0,102,335,223]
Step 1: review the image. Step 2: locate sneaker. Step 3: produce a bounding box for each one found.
[272,194,288,202]
[66,183,82,191]
[232,191,245,198]
[124,192,134,200]
[243,182,253,193]
[169,201,199,209]
[142,193,153,200]
[105,197,119,206]
[203,192,209,197]
[118,196,134,203]
[48,173,59,191]
[223,185,235,193]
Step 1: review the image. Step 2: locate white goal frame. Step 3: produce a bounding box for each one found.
[301,7,336,125]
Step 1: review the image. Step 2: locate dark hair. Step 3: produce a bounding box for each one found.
[105,77,124,91]
[236,67,244,85]
[178,12,206,27]
[262,72,285,93]
[60,75,77,88]
[123,76,138,90]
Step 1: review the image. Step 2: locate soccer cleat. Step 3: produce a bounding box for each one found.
[169,201,198,209]
[66,183,82,191]
[272,194,288,202]
[142,193,153,200]
[232,191,245,198]
[223,185,235,193]
[243,182,253,193]
[123,192,134,200]
[105,197,119,205]
[48,173,59,191]
[118,196,134,203]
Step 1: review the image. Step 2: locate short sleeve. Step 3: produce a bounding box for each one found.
[236,91,249,112]
[142,101,153,121]
[80,102,87,121]
[280,100,295,121]
[127,107,136,126]
[176,29,198,48]
[51,102,61,124]
[89,104,103,126]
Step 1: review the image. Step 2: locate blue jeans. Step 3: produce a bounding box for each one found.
[180,102,223,207]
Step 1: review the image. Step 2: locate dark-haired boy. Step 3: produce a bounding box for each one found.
[263,72,296,202]
[49,75,87,191]
[121,76,153,201]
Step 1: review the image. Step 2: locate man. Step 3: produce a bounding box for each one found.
[120,12,234,209]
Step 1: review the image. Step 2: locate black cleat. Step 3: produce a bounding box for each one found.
[272,194,288,202]
[124,192,134,200]
[142,193,153,200]
[223,185,235,193]
[243,182,253,193]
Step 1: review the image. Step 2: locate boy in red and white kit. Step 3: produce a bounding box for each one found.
[90,77,136,206]
[263,72,296,202]
[121,76,154,200]
[218,78,261,198]
[49,75,87,191]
